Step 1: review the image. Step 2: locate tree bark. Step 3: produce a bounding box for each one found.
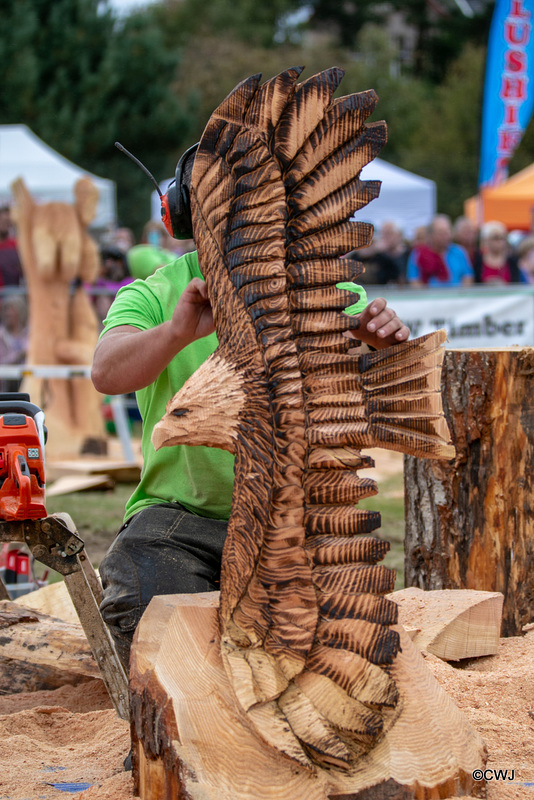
[404,347,534,636]
[129,593,486,800]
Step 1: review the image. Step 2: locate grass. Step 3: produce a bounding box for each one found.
[38,473,406,588]
[359,471,406,590]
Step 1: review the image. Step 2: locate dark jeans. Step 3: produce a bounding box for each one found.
[99,503,227,670]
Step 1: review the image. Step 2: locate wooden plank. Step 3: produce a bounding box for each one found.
[46,474,115,496]
[47,459,141,483]
[389,587,503,661]
[13,579,80,624]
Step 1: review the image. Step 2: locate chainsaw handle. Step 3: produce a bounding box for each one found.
[13,453,31,510]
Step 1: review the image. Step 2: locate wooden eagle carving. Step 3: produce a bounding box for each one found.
[151,67,454,771]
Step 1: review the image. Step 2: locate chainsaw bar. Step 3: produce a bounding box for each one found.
[0,513,129,720]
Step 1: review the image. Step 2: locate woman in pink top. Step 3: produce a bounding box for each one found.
[473,221,521,284]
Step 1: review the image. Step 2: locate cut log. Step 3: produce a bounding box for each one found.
[404,348,534,636]
[388,587,503,661]
[13,579,79,624]
[11,567,129,720]
[129,593,486,800]
[0,600,100,693]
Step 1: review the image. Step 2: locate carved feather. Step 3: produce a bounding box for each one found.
[152,67,454,770]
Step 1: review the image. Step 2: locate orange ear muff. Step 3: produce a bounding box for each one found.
[115,141,198,241]
[160,194,173,237]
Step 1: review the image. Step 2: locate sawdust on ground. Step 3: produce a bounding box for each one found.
[0,632,533,799]
[0,679,134,800]
[1,450,533,799]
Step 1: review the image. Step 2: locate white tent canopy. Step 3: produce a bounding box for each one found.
[0,124,117,231]
[353,158,436,240]
[151,157,435,242]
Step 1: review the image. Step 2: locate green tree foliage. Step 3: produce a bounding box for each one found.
[137,3,502,225]
[421,3,494,83]
[338,25,433,167]
[160,13,430,162]
[149,0,298,49]
[0,0,193,234]
[396,43,485,219]
[306,0,383,48]
[300,0,493,83]
[169,35,365,144]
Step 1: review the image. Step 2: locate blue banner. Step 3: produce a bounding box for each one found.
[479,0,534,188]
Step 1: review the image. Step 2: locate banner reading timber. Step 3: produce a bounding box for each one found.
[376,286,534,349]
[479,0,534,188]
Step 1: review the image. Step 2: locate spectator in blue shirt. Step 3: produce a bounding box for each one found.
[407,214,475,288]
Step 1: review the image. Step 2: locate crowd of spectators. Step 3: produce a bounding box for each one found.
[1,198,534,389]
[354,213,534,287]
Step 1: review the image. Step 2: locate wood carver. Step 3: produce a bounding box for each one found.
[136,68,487,798]
[10,178,107,459]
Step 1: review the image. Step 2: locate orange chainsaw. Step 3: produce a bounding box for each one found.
[0,392,129,719]
[0,393,47,521]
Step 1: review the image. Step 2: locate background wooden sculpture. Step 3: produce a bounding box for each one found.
[144,68,486,797]
[11,177,106,459]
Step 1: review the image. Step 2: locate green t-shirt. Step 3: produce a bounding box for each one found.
[101,250,235,522]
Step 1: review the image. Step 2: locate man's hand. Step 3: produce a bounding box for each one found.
[170,278,214,346]
[346,297,410,350]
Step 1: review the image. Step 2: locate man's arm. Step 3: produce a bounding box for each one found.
[91,278,214,395]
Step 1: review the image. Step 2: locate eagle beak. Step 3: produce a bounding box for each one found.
[151,417,187,450]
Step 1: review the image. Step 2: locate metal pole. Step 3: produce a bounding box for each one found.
[109,395,136,463]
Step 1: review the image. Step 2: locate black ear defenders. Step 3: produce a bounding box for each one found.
[114,141,199,241]
[162,143,199,240]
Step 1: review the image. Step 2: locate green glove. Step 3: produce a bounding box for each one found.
[336,282,368,315]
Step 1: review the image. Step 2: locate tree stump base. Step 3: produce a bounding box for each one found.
[404,347,534,636]
[130,593,486,800]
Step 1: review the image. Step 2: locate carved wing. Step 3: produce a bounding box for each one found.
[152,67,454,770]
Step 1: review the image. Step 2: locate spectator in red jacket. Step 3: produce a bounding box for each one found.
[407,214,475,287]
[0,206,23,286]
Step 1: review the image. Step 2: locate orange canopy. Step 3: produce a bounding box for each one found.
[464,163,534,231]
